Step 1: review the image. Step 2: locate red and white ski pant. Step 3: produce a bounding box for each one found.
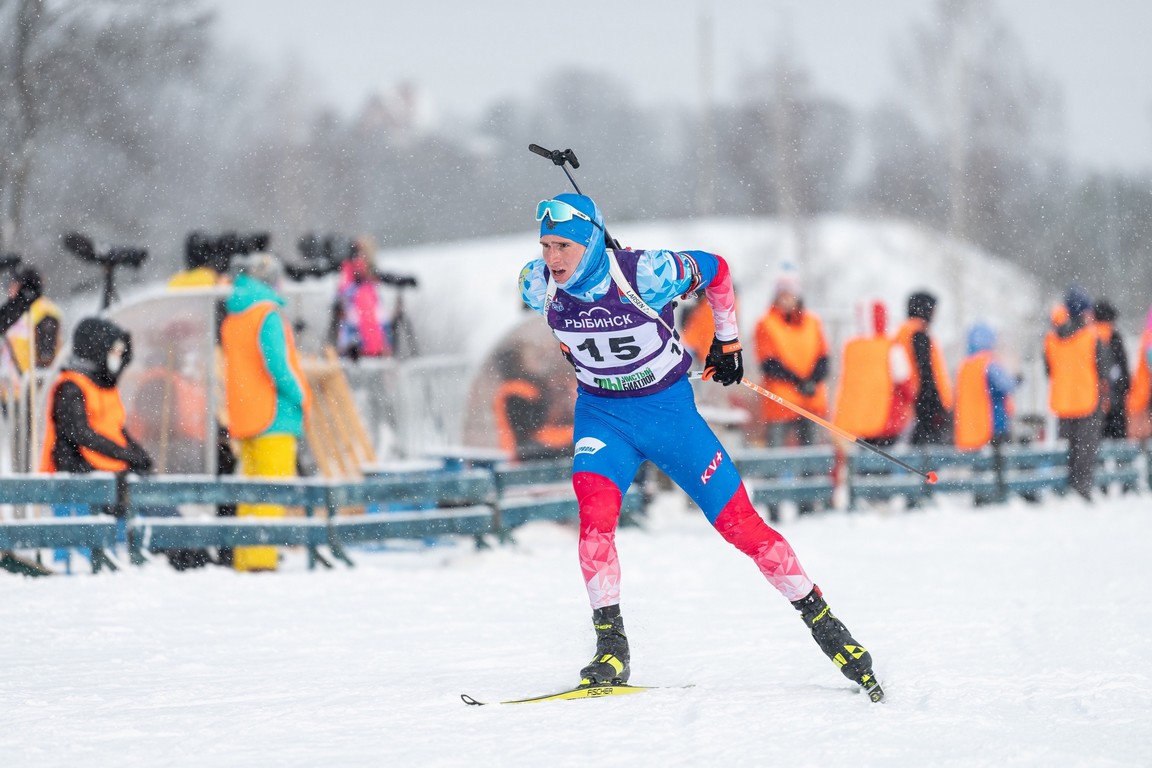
[575,471,813,609]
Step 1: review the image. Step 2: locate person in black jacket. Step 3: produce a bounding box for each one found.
[903,291,954,445]
[1093,298,1130,440]
[40,317,152,475]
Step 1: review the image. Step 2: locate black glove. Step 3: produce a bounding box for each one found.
[15,267,42,304]
[703,337,744,387]
[126,445,154,474]
[798,379,817,398]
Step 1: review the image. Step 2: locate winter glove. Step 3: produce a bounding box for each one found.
[125,445,154,474]
[15,267,42,304]
[702,337,744,387]
[798,378,817,398]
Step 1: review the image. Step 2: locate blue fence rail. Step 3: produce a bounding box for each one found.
[1,440,1146,576]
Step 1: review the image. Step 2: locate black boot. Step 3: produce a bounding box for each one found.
[579,604,631,686]
[792,586,884,702]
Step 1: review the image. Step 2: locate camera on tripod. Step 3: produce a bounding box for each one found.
[283,233,354,280]
[63,233,148,269]
[185,231,271,275]
[285,232,417,288]
[63,232,149,308]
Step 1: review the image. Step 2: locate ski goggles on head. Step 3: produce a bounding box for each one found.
[535,199,602,230]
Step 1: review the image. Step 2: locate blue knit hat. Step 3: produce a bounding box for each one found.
[538,193,603,246]
[967,323,996,354]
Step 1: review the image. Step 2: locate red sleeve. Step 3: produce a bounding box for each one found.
[703,255,739,341]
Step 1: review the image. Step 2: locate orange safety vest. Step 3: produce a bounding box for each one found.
[1126,329,1152,414]
[125,369,209,442]
[492,379,572,454]
[1044,324,1099,418]
[40,370,130,472]
[954,352,994,450]
[754,307,828,423]
[895,319,953,410]
[220,302,311,440]
[681,301,717,363]
[832,336,893,438]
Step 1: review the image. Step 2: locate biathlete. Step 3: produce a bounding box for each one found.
[519,192,883,701]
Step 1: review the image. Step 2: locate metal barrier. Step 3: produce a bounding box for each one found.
[2,441,1145,576]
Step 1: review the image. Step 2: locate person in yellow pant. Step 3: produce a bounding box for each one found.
[235,434,298,570]
[221,253,312,572]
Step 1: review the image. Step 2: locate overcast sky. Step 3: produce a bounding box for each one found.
[209,0,1152,174]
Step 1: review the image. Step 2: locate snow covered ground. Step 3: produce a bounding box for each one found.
[4,489,1151,767]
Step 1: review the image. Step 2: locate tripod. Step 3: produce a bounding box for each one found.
[387,284,419,360]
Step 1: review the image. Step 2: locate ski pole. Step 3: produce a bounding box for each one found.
[689,371,938,484]
[528,143,622,250]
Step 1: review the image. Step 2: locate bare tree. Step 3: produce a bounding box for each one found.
[0,0,208,256]
[897,0,1059,245]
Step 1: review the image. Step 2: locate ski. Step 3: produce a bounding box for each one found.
[461,683,677,706]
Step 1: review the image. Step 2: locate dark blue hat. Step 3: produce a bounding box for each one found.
[1064,285,1091,318]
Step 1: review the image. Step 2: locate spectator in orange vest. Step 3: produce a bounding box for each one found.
[954,323,1017,452]
[895,291,953,445]
[40,317,154,573]
[753,272,829,448]
[1126,306,1152,440]
[491,346,573,462]
[680,294,718,365]
[40,317,153,475]
[221,253,312,571]
[832,300,913,447]
[1044,286,1105,501]
[1092,299,1130,440]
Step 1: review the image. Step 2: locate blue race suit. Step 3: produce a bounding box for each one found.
[520,247,813,609]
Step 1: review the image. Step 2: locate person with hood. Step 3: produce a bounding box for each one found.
[1126,306,1152,439]
[221,253,312,572]
[1043,286,1105,501]
[753,269,829,449]
[40,317,152,475]
[1092,299,1130,440]
[954,323,1016,452]
[832,300,913,447]
[39,317,153,573]
[895,291,953,445]
[519,193,884,702]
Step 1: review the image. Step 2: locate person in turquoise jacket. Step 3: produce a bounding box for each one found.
[224,265,310,437]
[221,254,311,571]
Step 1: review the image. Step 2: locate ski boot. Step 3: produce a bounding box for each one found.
[792,586,884,702]
[579,604,630,686]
